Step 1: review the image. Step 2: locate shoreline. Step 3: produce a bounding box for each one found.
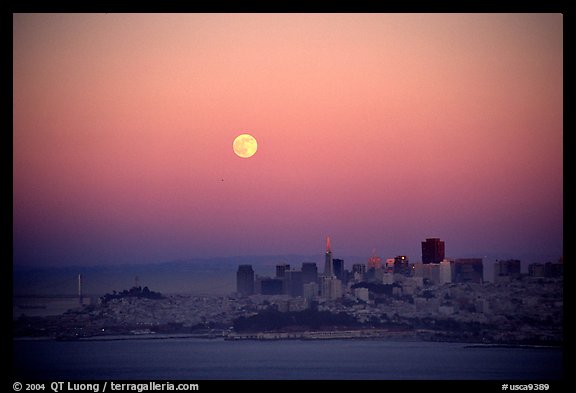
[462,343,562,350]
[12,333,563,349]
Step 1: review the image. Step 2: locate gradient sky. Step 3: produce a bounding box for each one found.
[13,13,563,267]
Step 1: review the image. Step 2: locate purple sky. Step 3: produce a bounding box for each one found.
[13,13,563,267]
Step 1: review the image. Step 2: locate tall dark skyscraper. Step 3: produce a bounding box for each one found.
[302,262,318,284]
[332,258,344,281]
[324,236,333,276]
[236,265,254,296]
[422,238,445,264]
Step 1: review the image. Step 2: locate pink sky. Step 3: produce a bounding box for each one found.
[13,13,563,266]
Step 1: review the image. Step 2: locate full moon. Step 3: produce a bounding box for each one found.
[233,134,258,158]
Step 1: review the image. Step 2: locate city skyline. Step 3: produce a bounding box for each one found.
[234,234,562,299]
[13,233,561,299]
[13,13,563,267]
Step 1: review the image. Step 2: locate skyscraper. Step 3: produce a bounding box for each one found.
[324,236,333,276]
[276,264,291,278]
[528,263,545,277]
[367,251,382,270]
[352,263,366,275]
[351,263,366,281]
[421,238,445,264]
[332,258,344,281]
[285,270,304,297]
[544,261,563,277]
[303,282,319,301]
[260,278,283,295]
[440,259,452,284]
[393,255,410,275]
[453,258,483,283]
[236,265,254,296]
[302,262,318,284]
[321,276,342,300]
[494,259,521,282]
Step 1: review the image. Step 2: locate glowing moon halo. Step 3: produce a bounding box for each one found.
[233,134,258,158]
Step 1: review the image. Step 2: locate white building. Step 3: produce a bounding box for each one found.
[381,272,394,285]
[414,262,441,285]
[354,287,370,302]
[440,259,452,284]
[303,282,319,301]
[320,276,343,301]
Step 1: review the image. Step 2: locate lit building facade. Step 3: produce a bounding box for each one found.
[368,253,382,270]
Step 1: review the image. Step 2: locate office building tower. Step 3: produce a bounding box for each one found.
[352,263,366,275]
[440,259,452,284]
[422,238,445,264]
[236,265,254,296]
[321,275,343,300]
[276,264,291,278]
[381,270,394,285]
[332,258,344,281]
[260,278,284,295]
[528,260,563,278]
[544,261,563,277]
[351,263,366,281]
[393,256,410,276]
[285,270,304,297]
[528,263,545,277]
[453,258,483,283]
[494,259,521,282]
[324,236,333,276]
[354,287,370,302]
[303,282,319,301]
[414,262,441,285]
[276,264,291,294]
[302,262,318,284]
[367,251,382,270]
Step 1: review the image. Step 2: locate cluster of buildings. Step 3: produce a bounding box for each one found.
[14,237,562,344]
[229,237,563,344]
[237,237,476,301]
[237,236,347,301]
[237,237,563,304]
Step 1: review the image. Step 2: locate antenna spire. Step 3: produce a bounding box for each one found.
[326,236,331,253]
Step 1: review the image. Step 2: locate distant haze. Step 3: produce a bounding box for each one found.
[13,14,562,268]
[12,253,556,298]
